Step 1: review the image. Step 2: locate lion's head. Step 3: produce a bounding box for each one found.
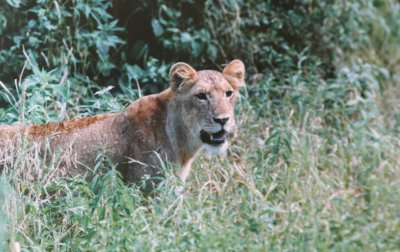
[168,60,245,154]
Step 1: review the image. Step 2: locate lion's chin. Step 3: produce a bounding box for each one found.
[200,129,229,154]
[204,141,228,154]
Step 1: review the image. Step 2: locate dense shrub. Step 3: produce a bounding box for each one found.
[1,0,389,122]
[0,0,383,89]
[0,0,124,82]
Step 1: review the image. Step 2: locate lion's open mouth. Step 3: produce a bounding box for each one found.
[200,130,226,146]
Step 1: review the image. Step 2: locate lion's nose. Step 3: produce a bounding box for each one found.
[213,117,229,126]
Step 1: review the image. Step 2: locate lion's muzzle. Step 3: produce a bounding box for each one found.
[200,129,227,146]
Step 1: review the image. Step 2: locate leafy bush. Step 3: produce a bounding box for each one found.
[0,0,124,81]
[0,0,385,94]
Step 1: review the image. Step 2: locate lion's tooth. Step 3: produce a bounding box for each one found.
[210,134,213,140]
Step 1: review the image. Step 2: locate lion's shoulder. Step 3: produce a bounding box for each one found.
[124,90,171,124]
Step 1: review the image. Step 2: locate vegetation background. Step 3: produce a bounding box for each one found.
[0,0,399,250]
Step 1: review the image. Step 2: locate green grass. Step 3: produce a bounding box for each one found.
[1,73,399,250]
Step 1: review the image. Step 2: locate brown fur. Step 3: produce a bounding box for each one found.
[0,60,245,191]
[28,114,110,137]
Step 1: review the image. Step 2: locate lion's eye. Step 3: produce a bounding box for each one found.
[226,91,233,98]
[195,93,207,101]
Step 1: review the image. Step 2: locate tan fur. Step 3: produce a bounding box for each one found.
[0,60,245,191]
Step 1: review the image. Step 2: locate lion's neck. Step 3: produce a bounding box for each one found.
[165,94,202,180]
[123,88,202,182]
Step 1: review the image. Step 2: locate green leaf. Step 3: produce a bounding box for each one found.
[151,19,164,37]
[181,32,192,42]
[6,0,21,8]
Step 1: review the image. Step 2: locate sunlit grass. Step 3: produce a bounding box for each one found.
[1,74,399,250]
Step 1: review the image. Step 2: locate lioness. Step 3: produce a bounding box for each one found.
[0,60,245,191]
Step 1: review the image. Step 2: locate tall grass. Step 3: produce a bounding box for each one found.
[1,59,399,250]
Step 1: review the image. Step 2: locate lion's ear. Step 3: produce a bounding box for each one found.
[169,62,198,91]
[222,59,245,90]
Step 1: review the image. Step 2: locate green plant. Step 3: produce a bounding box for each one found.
[0,0,124,101]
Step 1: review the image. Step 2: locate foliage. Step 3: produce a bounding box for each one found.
[0,0,124,81]
[0,0,400,251]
